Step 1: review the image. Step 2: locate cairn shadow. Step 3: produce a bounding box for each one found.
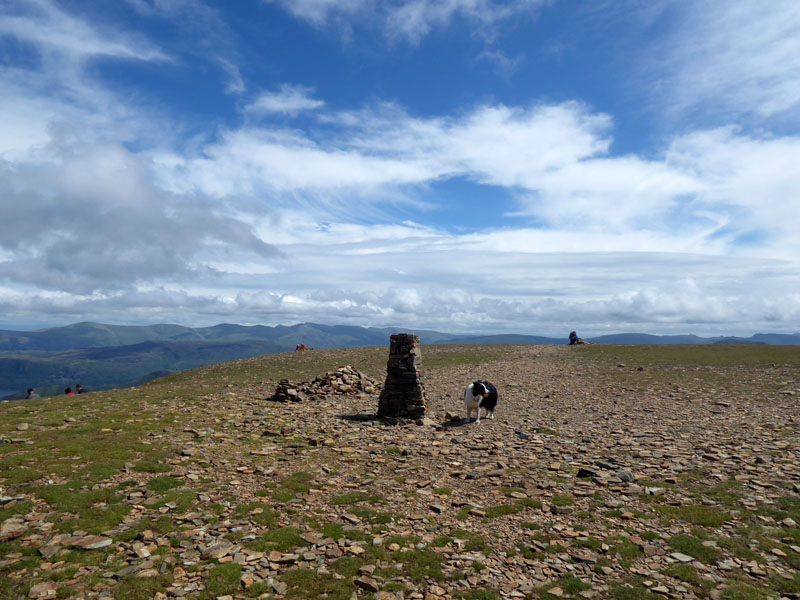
[337,413,380,423]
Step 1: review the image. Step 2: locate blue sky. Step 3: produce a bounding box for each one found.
[1,0,799,336]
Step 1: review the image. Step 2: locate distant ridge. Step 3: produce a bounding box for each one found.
[3,322,799,400]
[441,334,563,345]
[587,333,718,345]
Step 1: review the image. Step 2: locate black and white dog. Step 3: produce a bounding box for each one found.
[463,380,498,423]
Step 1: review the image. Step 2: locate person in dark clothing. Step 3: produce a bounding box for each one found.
[76,384,86,394]
[26,388,40,399]
[569,331,578,345]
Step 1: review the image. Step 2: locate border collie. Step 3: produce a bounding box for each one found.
[464,380,498,423]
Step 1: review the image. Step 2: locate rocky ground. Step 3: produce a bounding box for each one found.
[1,344,799,600]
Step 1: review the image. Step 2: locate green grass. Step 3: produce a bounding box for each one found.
[483,503,525,519]
[669,534,720,563]
[654,504,729,527]
[538,575,592,598]
[551,494,573,507]
[205,563,242,597]
[232,502,278,527]
[396,548,445,582]
[450,529,487,551]
[331,491,384,505]
[331,555,363,577]
[247,526,304,552]
[28,483,123,513]
[57,503,132,534]
[282,568,353,600]
[146,475,183,492]
[114,575,171,600]
[721,582,769,600]
[609,581,665,600]
[272,471,314,501]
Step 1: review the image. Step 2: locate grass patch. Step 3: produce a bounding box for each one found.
[206,563,242,597]
[668,534,720,563]
[396,548,445,582]
[273,471,314,501]
[146,476,182,493]
[247,526,304,553]
[331,491,384,505]
[609,580,665,600]
[331,556,363,578]
[282,568,353,600]
[483,503,524,519]
[114,574,171,600]
[551,494,573,507]
[232,502,278,527]
[654,504,729,527]
[663,563,715,596]
[57,503,131,534]
[539,575,592,598]
[450,529,487,551]
[29,483,122,513]
[721,582,769,600]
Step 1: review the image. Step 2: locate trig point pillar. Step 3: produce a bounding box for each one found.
[377,333,427,418]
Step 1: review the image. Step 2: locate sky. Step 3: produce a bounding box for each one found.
[1,0,799,336]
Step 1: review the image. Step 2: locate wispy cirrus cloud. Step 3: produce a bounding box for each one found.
[264,0,548,43]
[648,0,800,123]
[0,0,167,63]
[245,85,325,116]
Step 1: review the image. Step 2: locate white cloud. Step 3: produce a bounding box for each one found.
[2,1,800,335]
[652,0,800,122]
[0,0,167,63]
[0,139,280,294]
[245,85,325,116]
[265,0,547,43]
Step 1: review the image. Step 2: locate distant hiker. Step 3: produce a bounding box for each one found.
[569,331,587,345]
[64,387,75,396]
[26,388,40,399]
[76,384,86,394]
[301,343,307,350]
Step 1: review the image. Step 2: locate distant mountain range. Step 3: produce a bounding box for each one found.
[2,322,799,399]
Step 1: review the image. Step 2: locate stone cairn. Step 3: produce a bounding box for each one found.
[267,366,380,402]
[377,333,427,418]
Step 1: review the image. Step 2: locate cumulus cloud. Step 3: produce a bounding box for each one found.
[2,1,800,335]
[0,139,280,294]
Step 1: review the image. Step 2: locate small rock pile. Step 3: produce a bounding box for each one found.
[267,366,381,402]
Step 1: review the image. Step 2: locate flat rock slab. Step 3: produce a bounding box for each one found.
[70,535,113,550]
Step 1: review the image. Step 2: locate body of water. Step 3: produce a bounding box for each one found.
[0,388,21,398]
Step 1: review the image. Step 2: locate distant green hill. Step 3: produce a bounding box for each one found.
[0,339,286,399]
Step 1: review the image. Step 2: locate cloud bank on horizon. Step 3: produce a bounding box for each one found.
[1,0,799,336]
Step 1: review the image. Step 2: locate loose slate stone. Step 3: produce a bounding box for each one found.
[670,552,694,563]
[71,535,112,550]
[354,576,380,593]
[28,582,58,599]
[0,520,26,542]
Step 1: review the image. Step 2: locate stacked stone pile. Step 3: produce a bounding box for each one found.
[267,366,381,402]
[377,333,427,418]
